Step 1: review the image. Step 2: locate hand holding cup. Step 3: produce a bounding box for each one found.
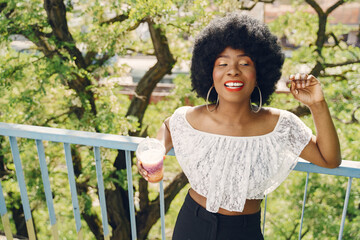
[136,137,165,183]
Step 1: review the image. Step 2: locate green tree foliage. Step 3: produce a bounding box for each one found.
[264,0,360,239]
[0,0,359,239]
[0,0,213,239]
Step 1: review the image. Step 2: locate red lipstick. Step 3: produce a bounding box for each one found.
[224,81,244,92]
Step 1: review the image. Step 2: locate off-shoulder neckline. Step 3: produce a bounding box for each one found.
[181,106,284,139]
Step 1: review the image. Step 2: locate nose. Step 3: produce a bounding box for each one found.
[227,63,240,76]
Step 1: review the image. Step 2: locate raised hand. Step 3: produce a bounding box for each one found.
[289,73,325,107]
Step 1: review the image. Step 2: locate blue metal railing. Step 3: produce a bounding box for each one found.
[0,122,359,239]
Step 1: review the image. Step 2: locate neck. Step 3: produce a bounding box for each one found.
[212,100,255,124]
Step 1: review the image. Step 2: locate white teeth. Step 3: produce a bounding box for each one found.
[225,82,243,87]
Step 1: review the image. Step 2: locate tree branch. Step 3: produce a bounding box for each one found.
[305,0,324,16]
[43,0,87,69]
[324,59,360,68]
[126,18,176,124]
[326,0,346,15]
[0,2,7,14]
[100,12,144,31]
[238,0,275,10]
[333,106,360,124]
[326,32,342,49]
[320,74,348,81]
[43,106,84,125]
[305,0,327,53]
[285,222,299,240]
[86,53,112,72]
[42,0,99,119]
[100,13,129,26]
[289,105,311,117]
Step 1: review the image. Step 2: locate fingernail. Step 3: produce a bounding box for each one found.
[295,89,299,94]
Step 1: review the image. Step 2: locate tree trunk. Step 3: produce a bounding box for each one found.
[43,0,98,118]
[126,19,176,125]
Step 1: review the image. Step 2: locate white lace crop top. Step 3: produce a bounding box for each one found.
[169,106,313,213]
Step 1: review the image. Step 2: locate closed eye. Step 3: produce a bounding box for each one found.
[219,63,227,66]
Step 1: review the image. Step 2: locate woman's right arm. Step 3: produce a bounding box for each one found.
[156,117,173,154]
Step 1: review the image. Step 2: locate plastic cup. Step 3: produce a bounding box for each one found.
[136,137,165,183]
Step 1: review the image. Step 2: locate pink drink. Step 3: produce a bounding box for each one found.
[136,138,165,183]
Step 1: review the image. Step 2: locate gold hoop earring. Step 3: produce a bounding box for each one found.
[206,85,219,112]
[251,86,262,113]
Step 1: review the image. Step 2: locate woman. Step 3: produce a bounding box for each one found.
[137,13,341,239]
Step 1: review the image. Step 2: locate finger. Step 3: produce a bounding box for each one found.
[290,80,298,95]
[140,168,148,177]
[142,175,149,181]
[300,73,308,81]
[136,160,148,177]
[307,74,320,85]
[301,80,306,88]
[296,80,302,89]
[287,75,295,88]
[136,158,142,169]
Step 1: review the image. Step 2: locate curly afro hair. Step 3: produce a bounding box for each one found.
[191,13,285,105]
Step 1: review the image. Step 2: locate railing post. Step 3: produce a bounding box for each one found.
[93,146,110,240]
[125,150,137,240]
[338,177,353,240]
[63,143,83,239]
[0,181,13,240]
[36,140,59,239]
[9,136,36,240]
[262,195,268,235]
[298,172,310,240]
[160,180,166,240]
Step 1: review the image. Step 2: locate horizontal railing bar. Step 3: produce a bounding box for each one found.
[0,122,142,151]
[1,123,359,177]
[0,122,175,153]
[294,159,360,178]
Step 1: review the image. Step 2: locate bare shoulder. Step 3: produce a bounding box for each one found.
[260,107,281,121]
[185,105,208,127]
[256,107,282,131]
[164,116,171,128]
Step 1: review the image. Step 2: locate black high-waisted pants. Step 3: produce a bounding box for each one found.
[172,192,264,240]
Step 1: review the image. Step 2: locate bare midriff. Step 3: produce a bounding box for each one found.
[189,188,261,216]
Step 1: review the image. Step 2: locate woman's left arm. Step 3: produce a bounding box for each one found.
[290,73,341,168]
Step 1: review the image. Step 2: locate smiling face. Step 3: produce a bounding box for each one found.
[212,47,257,104]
